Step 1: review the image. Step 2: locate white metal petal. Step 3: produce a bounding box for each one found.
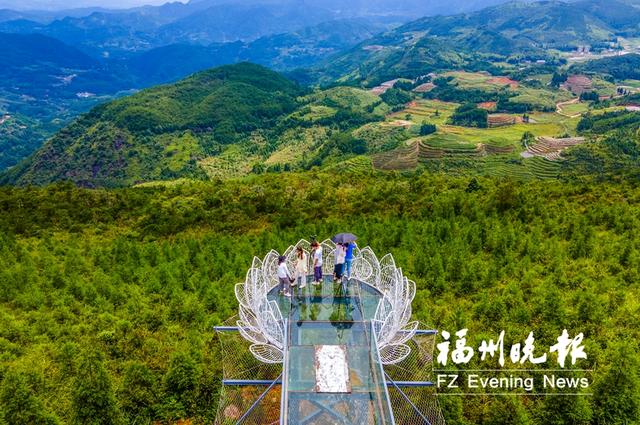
[237,321,267,344]
[389,321,419,345]
[379,344,412,365]
[249,344,284,364]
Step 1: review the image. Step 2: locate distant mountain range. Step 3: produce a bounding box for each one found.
[0,16,390,96]
[0,15,389,169]
[2,0,640,174]
[312,0,640,85]
[0,2,332,55]
[0,1,567,57]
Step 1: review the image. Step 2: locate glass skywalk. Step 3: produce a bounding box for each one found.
[280,277,395,424]
[214,240,446,425]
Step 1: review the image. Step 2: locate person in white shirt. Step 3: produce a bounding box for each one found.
[311,241,323,285]
[277,255,293,297]
[333,243,347,282]
[294,247,308,292]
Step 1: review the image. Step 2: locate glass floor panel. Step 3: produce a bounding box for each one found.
[290,320,368,346]
[286,392,388,424]
[279,276,395,425]
[269,277,383,321]
[287,345,377,392]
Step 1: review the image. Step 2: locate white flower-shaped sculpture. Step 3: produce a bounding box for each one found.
[353,250,418,365]
[235,240,418,365]
[235,252,286,364]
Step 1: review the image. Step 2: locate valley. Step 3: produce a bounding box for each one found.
[10,54,638,188]
[2,0,640,175]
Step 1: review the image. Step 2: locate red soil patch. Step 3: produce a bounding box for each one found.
[414,82,436,93]
[563,75,592,95]
[478,101,497,110]
[487,77,519,88]
[387,120,413,127]
[370,79,399,96]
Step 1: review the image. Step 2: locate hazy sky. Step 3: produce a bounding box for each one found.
[0,0,180,10]
[0,0,533,12]
[101,0,175,5]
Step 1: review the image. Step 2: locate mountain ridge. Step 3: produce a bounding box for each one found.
[312,0,640,85]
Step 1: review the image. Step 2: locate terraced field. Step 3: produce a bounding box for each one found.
[488,114,517,127]
[563,75,593,94]
[421,156,563,180]
[372,140,419,170]
[622,79,640,89]
[374,141,565,180]
[389,99,457,126]
[522,136,586,161]
[523,156,563,179]
[419,137,484,159]
[393,100,579,138]
[371,97,584,178]
[327,155,374,176]
[474,158,533,179]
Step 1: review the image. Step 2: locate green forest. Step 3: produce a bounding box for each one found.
[0,172,639,424]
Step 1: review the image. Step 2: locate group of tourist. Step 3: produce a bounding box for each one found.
[276,241,357,297]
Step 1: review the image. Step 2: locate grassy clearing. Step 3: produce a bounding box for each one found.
[288,105,337,122]
[510,87,573,110]
[558,101,590,116]
[592,77,618,96]
[622,79,640,89]
[592,106,628,115]
[529,112,580,135]
[353,123,412,153]
[524,73,554,86]
[302,86,384,111]
[421,132,482,148]
[441,71,517,91]
[266,127,330,166]
[160,132,203,173]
